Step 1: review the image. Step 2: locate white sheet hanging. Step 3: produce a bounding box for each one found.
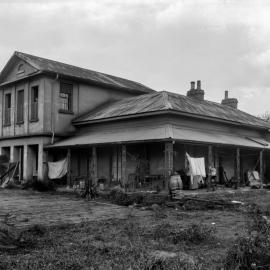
[186,153,206,177]
[48,158,67,179]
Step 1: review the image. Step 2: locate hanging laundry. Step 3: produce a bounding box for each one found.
[185,153,206,177]
[48,158,67,179]
[185,153,206,189]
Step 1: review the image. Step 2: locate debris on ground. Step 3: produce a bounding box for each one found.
[165,196,244,211]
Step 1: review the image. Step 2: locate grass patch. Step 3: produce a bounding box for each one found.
[224,204,270,270]
[0,219,202,270]
[152,222,216,245]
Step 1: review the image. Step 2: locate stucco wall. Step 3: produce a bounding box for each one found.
[53,81,138,135]
[0,77,45,137]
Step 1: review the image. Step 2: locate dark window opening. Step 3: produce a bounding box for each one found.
[59,83,73,112]
[16,90,24,123]
[30,86,39,121]
[4,93,11,125]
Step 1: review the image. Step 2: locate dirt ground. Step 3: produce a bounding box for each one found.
[1,188,270,269]
[0,189,152,227]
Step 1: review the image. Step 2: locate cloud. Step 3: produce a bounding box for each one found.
[0,0,270,115]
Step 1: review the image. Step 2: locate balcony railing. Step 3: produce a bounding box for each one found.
[30,102,38,121]
[4,108,11,125]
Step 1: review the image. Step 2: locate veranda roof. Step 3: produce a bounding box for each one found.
[45,124,270,150]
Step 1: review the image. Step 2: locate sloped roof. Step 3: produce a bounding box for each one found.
[46,123,270,149]
[0,51,154,94]
[73,91,270,129]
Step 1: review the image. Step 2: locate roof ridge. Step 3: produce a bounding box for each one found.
[165,91,268,126]
[14,51,154,92]
[161,91,173,110]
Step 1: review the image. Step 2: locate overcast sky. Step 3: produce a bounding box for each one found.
[0,0,270,116]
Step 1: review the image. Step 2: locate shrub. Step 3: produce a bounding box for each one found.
[224,204,270,270]
[109,188,144,206]
[109,188,130,206]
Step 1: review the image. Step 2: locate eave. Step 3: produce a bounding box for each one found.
[0,71,43,87]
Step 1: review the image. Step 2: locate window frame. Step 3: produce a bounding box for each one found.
[59,82,73,114]
[16,89,24,124]
[30,85,39,122]
[3,93,12,126]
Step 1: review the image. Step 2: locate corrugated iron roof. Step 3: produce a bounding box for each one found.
[1,51,154,93]
[73,91,270,129]
[46,124,270,149]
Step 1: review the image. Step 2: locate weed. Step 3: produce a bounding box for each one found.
[224,203,270,270]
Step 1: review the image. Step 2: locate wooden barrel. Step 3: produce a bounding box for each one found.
[169,174,183,197]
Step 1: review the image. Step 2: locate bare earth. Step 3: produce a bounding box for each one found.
[1,188,270,269]
[0,189,151,228]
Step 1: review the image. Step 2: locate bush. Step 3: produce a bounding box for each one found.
[109,188,144,206]
[224,204,270,270]
[109,188,130,206]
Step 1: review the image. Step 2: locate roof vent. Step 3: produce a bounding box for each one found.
[221,90,238,109]
[186,80,205,100]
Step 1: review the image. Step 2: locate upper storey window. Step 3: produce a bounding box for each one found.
[17,64,25,77]
[30,86,39,121]
[59,82,73,113]
[4,93,11,126]
[16,90,24,123]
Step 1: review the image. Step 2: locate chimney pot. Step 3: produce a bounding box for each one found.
[186,80,205,101]
[197,80,201,90]
[221,91,238,109]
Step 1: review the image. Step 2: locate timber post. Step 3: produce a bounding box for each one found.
[214,147,219,183]
[207,145,213,189]
[67,148,71,187]
[121,144,127,189]
[260,150,264,184]
[208,145,213,167]
[90,146,98,186]
[236,147,240,184]
[164,141,174,190]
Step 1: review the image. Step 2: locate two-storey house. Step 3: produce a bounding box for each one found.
[0,52,154,182]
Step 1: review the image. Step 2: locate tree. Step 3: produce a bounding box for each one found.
[258,111,270,122]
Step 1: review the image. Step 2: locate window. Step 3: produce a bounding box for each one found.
[16,90,24,123]
[59,83,73,112]
[30,86,39,121]
[4,93,11,125]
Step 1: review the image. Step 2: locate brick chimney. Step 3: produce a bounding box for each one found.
[221,90,238,109]
[187,80,205,101]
